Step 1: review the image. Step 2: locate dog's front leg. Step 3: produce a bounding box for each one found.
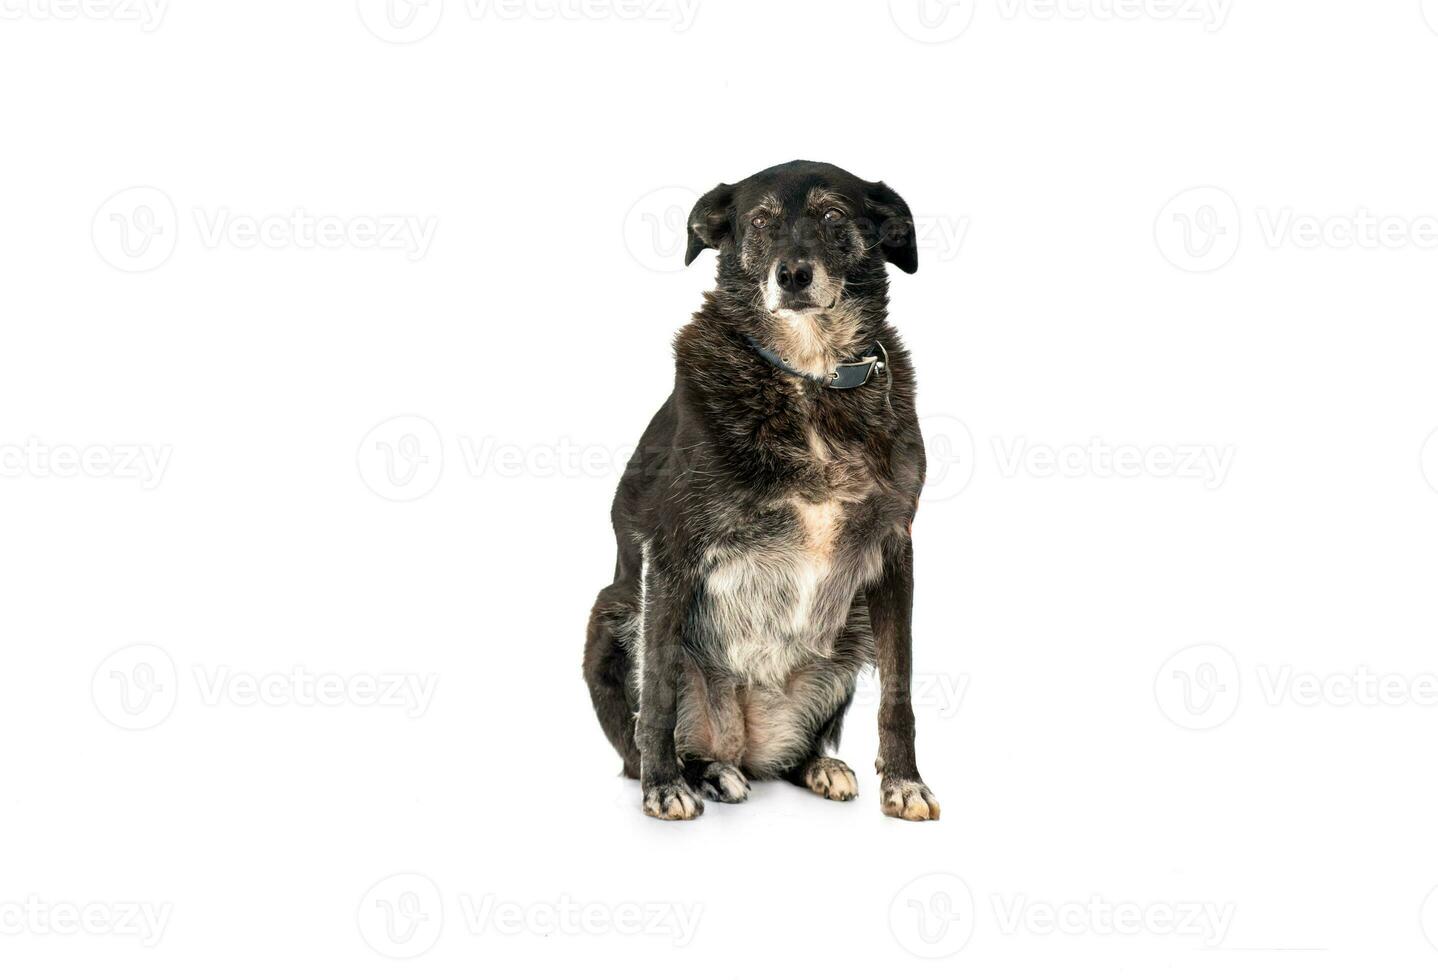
[868,536,941,821]
[636,561,704,821]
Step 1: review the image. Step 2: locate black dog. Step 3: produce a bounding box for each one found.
[584,161,939,821]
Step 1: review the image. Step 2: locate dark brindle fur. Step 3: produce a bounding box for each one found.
[584,161,940,820]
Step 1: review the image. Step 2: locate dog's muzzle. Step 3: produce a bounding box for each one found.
[766,259,837,313]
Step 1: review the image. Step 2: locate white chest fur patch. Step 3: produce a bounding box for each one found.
[701,497,863,686]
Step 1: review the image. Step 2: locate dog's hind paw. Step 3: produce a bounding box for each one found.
[802,757,858,801]
[880,777,940,821]
[642,779,705,820]
[692,762,750,803]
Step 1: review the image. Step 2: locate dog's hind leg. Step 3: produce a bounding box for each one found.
[584,581,642,778]
[676,671,749,803]
[682,758,750,803]
[781,690,860,802]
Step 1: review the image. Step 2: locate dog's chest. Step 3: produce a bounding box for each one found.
[700,489,883,686]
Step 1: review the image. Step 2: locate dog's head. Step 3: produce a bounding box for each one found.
[684,161,917,317]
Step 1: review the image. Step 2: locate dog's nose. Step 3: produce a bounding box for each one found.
[776,260,814,293]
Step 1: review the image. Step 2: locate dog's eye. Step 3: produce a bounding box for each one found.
[823,208,847,224]
[751,214,769,229]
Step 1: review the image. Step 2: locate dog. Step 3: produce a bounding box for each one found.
[584,160,939,821]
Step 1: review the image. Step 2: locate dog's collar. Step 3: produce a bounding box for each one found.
[744,335,888,390]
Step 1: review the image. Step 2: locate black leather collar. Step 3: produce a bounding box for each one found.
[744,335,889,390]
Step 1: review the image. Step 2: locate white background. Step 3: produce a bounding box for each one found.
[4,0,1438,976]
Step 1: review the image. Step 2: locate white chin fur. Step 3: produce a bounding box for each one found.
[774,312,832,378]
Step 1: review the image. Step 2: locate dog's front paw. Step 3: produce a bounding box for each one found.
[642,779,705,820]
[802,757,858,801]
[880,777,940,821]
[694,762,750,803]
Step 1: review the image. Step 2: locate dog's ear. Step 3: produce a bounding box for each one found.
[865,181,919,275]
[685,182,736,266]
